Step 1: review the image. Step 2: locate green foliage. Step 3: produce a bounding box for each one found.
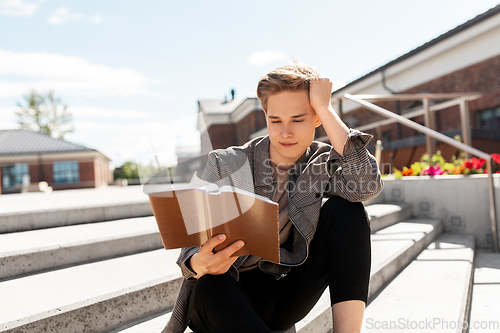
[16,90,73,139]
[113,161,169,181]
[393,167,403,179]
[114,162,140,180]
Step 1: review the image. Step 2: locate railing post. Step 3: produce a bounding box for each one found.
[423,98,436,155]
[459,99,472,160]
[375,140,383,174]
[486,159,499,253]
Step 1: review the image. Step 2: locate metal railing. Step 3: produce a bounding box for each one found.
[341,93,499,253]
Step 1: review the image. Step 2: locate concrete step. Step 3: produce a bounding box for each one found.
[468,250,500,332]
[0,186,152,233]
[294,217,442,333]
[0,249,181,333]
[0,201,406,281]
[107,312,172,333]
[110,218,442,333]
[361,233,475,333]
[0,216,163,280]
[364,202,412,233]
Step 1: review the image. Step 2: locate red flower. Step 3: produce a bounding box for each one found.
[472,157,486,170]
[492,153,500,164]
[465,157,486,170]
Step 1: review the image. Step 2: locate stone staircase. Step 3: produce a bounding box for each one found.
[0,186,498,333]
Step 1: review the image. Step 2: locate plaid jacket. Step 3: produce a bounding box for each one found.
[163,128,383,333]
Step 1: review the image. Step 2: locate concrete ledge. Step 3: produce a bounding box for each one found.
[362,233,475,333]
[369,218,443,299]
[365,203,413,233]
[379,175,500,249]
[0,217,163,280]
[295,218,442,333]
[0,201,153,233]
[1,274,182,333]
[467,250,500,333]
[108,311,172,333]
[0,249,180,330]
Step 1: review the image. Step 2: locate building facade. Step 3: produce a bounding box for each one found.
[198,5,500,173]
[331,5,500,172]
[0,129,112,194]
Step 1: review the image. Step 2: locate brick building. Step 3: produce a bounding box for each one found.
[199,5,500,173]
[197,95,267,151]
[0,129,112,194]
[331,4,500,172]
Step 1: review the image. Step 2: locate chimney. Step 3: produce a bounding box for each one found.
[231,89,235,100]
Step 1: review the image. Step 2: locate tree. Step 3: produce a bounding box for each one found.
[15,90,73,139]
[113,161,140,180]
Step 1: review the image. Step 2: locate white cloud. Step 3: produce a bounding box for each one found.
[90,14,102,24]
[0,49,168,98]
[0,0,38,17]
[247,49,287,67]
[48,7,101,25]
[47,7,82,25]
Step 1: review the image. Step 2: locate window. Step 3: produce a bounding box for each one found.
[53,161,79,184]
[1,163,29,188]
[477,107,500,129]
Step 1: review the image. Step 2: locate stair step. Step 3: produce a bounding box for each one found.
[364,203,412,232]
[0,186,151,233]
[369,218,442,298]
[0,249,181,333]
[294,218,442,332]
[108,312,172,333]
[468,250,500,332]
[361,233,475,333]
[112,218,442,333]
[0,216,163,280]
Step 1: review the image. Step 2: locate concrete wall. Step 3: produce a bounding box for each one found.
[379,174,500,249]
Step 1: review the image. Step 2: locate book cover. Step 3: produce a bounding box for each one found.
[148,183,280,263]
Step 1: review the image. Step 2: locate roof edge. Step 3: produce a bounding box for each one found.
[332,4,500,94]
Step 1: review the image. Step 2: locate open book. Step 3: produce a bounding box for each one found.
[148,181,280,263]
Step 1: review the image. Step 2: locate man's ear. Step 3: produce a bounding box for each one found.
[314,115,322,128]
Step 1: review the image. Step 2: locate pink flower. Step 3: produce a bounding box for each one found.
[422,165,446,176]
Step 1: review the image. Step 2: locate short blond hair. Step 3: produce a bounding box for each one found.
[256,60,321,113]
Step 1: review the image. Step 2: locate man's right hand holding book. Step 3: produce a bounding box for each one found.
[190,234,245,279]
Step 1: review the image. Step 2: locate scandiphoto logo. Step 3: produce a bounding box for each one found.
[365,317,499,330]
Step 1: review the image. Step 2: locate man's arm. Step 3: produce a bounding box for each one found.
[309,78,349,156]
[309,78,383,202]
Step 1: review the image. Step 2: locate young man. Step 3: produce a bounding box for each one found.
[164,62,383,333]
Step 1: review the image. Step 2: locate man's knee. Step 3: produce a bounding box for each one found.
[319,196,370,232]
[321,196,367,219]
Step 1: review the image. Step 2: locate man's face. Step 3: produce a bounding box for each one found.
[266,90,321,167]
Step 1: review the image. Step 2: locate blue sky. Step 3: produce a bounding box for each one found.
[1,0,500,167]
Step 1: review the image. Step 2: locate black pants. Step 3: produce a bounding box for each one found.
[188,195,371,333]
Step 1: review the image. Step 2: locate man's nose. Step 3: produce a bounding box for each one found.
[281,124,293,138]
